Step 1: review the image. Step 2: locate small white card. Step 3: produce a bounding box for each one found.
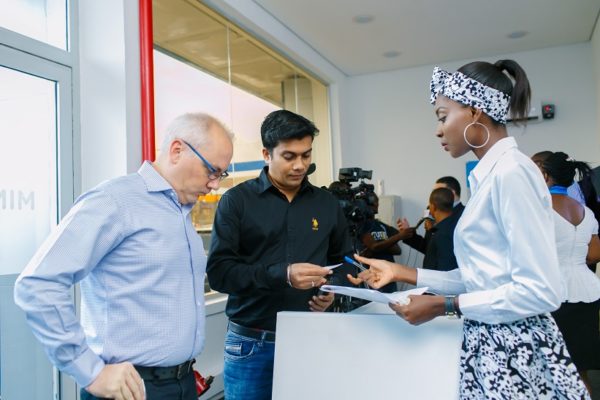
[324,263,343,270]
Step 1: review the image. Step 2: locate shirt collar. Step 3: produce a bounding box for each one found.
[469,136,517,192]
[138,161,174,193]
[257,166,313,195]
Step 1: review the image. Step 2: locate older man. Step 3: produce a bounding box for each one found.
[15,112,233,400]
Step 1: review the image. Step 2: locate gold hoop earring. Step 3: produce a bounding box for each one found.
[463,122,490,149]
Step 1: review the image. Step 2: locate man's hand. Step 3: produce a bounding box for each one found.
[396,218,415,240]
[309,292,334,312]
[288,263,332,290]
[86,362,145,400]
[388,295,445,325]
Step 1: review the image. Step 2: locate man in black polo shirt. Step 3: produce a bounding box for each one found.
[207,110,352,400]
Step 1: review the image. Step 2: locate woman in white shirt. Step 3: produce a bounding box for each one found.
[536,151,600,394]
[349,60,589,399]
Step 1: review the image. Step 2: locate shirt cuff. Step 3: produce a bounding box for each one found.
[416,268,465,295]
[266,262,289,289]
[416,268,444,289]
[62,347,105,388]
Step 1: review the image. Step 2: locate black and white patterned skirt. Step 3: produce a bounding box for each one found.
[459,314,590,399]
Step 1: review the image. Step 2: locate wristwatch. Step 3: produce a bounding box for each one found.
[444,296,461,319]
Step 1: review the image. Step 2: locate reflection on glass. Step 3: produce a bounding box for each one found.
[153,49,277,190]
[0,0,68,50]
[153,1,332,189]
[191,194,221,232]
[0,67,58,275]
[0,66,57,399]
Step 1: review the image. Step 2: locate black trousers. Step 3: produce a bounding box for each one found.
[80,371,196,400]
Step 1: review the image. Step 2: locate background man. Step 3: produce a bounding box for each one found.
[418,187,459,271]
[14,113,233,400]
[207,109,352,400]
[398,176,464,266]
[359,192,403,292]
[432,175,465,213]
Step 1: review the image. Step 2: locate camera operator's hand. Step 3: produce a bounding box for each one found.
[288,263,332,290]
[346,254,416,289]
[396,218,415,240]
[309,292,334,312]
[389,295,445,325]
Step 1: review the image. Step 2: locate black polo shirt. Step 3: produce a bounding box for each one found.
[206,167,353,331]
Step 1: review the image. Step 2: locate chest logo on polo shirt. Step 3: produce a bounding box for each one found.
[312,218,319,231]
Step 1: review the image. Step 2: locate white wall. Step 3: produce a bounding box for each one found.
[78,0,141,192]
[341,43,600,225]
[592,16,600,141]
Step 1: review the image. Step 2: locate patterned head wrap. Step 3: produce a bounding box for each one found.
[430,66,511,124]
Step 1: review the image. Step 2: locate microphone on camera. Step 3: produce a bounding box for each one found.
[307,163,316,175]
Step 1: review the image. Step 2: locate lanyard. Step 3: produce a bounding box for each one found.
[549,185,568,195]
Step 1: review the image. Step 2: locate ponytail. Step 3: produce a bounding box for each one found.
[458,59,531,125]
[494,60,531,123]
[543,151,593,187]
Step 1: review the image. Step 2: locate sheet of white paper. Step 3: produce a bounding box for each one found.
[324,263,343,270]
[319,285,429,304]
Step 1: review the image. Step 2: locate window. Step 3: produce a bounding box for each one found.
[0,2,76,398]
[0,44,75,400]
[152,0,333,193]
[0,0,68,50]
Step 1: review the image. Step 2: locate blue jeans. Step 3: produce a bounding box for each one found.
[223,328,276,400]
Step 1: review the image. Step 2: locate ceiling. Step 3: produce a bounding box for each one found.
[253,0,600,76]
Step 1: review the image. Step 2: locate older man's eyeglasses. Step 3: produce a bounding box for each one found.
[182,140,229,181]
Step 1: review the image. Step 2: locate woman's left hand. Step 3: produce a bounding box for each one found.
[389,295,446,325]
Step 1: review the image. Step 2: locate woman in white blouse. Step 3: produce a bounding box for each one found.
[535,151,600,394]
[349,60,589,399]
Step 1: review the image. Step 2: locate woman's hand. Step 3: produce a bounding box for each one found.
[346,254,397,289]
[346,254,417,288]
[389,295,445,325]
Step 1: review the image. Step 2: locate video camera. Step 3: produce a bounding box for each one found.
[326,168,378,312]
[327,167,377,234]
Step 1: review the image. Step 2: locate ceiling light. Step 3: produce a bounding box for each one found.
[353,15,374,24]
[507,30,528,39]
[383,51,401,58]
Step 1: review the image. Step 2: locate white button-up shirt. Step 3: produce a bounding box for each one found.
[418,137,565,324]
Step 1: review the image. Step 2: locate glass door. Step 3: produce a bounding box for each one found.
[0,43,73,400]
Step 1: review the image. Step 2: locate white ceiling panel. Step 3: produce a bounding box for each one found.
[253,0,600,75]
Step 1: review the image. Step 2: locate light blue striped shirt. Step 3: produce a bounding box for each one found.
[14,162,206,387]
